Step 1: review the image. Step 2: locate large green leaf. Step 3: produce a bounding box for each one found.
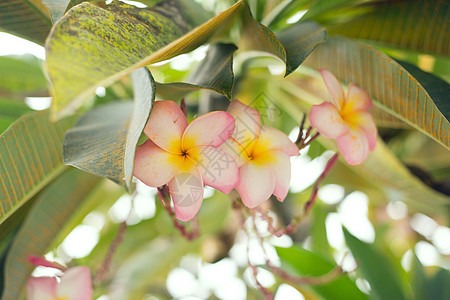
[155,43,237,100]
[63,68,155,188]
[0,110,75,226]
[239,3,327,76]
[46,0,244,118]
[304,37,450,149]
[1,168,101,300]
[0,0,51,45]
[329,0,450,56]
[0,55,48,98]
[343,228,405,300]
[276,244,367,300]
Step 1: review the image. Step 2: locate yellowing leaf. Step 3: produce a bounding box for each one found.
[0,111,75,226]
[46,0,244,118]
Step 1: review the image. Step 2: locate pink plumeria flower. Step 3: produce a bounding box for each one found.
[133,100,238,222]
[309,69,377,165]
[26,256,92,300]
[220,100,299,208]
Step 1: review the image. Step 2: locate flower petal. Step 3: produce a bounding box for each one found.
[227,100,261,152]
[337,129,369,165]
[57,267,93,300]
[27,255,63,270]
[350,111,377,151]
[219,138,250,168]
[309,102,350,138]
[236,158,275,208]
[319,69,345,109]
[182,111,235,150]
[256,151,291,202]
[27,277,57,300]
[252,126,299,157]
[188,146,239,194]
[134,139,184,187]
[144,100,188,154]
[168,157,204,222]
[344,83,373,113]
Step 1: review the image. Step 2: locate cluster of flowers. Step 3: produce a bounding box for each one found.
[133,70,377,222]
[26,70,377,299]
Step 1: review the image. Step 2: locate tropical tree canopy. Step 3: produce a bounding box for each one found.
[0,0,449,299]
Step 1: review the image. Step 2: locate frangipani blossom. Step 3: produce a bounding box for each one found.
[221,100,299,208]
[27,256,92,300]
[134,100,238,222]
[309,69,377,165]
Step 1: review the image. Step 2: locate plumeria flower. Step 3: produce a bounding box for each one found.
[26,256,92,300]
[134,100,238,222]
[309,69,377,165]
[220,100,299,208]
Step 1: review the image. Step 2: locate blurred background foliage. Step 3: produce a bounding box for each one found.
[0,0,449,299]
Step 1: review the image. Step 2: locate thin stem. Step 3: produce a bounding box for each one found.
[304,153,339,215]
[295,114,307,144]
[234,201,274,300]
[250,207,344,288]
[157,185,199,240]
[268,261,344,285]
[303,132,320,147]
[295,113,319,150]
[180,98,187,117]
[94,220,127,285]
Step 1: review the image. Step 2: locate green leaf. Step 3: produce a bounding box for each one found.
[304,37,450,149]
[310,203,332,260]
[428,268,450,300]
[276,244,367,300]
[0,99,32,133]
[0,55,48,97]
[0,0,51,44]
[343,228,405,300]
[41,0,80,23]
[63,68,155,188]
[276,20,328,75]
[411,253,427,300]
[1,168,101,300]
[155,43,237,100]
[0,110,76,226]
[328,0,450,56]
[46,0,244,118]
[303,0,367,20]
[240,3,327,76]
[41,0,71,23]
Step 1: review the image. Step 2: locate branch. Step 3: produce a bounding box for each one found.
[94,220,127,285]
